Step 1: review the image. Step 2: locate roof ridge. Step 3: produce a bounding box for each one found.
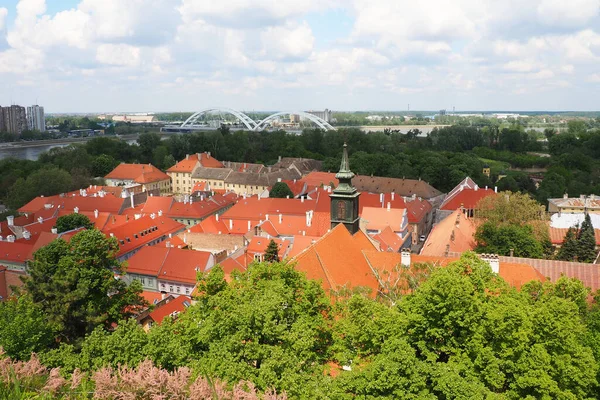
[314,249,336,290]
[156,246,172,277]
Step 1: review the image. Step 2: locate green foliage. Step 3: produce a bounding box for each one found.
[6,167,74,209]
[264,239,280,262]
[0,296,54,360]
[475,222,544,258]
[557,227,580,261]
[23,229,146,342]
[578,213,598,263]
[269,182,294,199]
[54,213,94,233]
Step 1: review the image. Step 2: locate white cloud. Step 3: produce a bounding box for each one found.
[260,22,314,60]
[589,73,600,82]
[96,43,141,67]
[537,0,600,27]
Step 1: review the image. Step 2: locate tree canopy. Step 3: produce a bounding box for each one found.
[55,213,94,233]
[269,182,294,198]
[22,229,145,342]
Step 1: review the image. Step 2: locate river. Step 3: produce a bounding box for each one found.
[0,138,139,161]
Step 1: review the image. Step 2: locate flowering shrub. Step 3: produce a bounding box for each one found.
[0,350,287,399]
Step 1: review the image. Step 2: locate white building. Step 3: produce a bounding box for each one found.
[306,109,333,123]
[26,105,45,132]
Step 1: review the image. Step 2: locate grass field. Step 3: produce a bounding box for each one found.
[478,158,511,173]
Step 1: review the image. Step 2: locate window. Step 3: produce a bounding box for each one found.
[161,283,165,289]
[185,287,190,295]
[176,286,181,293]
[140,277,146,285]
[169,285,173,292]
[254,254,262,262]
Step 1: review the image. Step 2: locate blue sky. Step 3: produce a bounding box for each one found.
[1,0,600,112]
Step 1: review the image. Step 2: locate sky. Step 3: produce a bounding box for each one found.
[0,0,600,113]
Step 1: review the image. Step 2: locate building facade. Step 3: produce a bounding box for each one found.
[26,105,45,132]
[0,105,27,135]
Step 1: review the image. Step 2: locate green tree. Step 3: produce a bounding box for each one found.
[475,222,544,258]
[264,239,280,262]
[577,213,597,263]
[54,213,94,233]
[22,229,146,342]
[0,296,54,360]
[91,154,118,177]
[269,182,294,198]
[163,154,176,170]
[6,168,73,209]
[177,261,333,397]
[557,226,579,261]
[137,132,161,163]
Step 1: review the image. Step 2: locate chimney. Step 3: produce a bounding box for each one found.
[485,186,488,190]
[51,228,58,234]
[229,219,233,230]
[37,217,43,224]
[563,193,568,199]
[278,155,282,162]
[94,209,99,219]
[279,214,283,224]
[6,216,13,226]
[401,248,411,267]
[74,207,79,214]
[286,195,289,199]
[509,248,514,257]
[494,186,498,193]
[474,185,479,191]
[277,177,281,183]
[158,210,163,217]
[135,214,141,220]
[150,213,156,220]
[247,220,251,231]
[387,202,391,211]
[301,197,304,203]
[183,233,187,244]
[481,254,500,274]
[186,154,189,160]
[265,214,269,221]
[130,193,135,208]
[379,193,384,204]
[306,211,312,227]
[391,192,395,201]
[207,152,211,158]
[23,230,31,240]
[198,153,201,160]
[215,213,219,221]
[7,235,15,243]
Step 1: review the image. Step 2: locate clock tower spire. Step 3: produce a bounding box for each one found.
[330,143,360,234]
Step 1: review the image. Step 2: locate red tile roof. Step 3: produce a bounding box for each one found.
[147,295,191,325]
[105,164,170,184]
[167,153,224,173]
[125,246,213,285]
[373,226,404,252]
[0,242,35,264]
[103,215,185,257]
[292,225,380,295]
[361,207,407,233]
[421,210,477,257]
[247,237,291,259]
[440,188,496,210]
[549,226,600,246]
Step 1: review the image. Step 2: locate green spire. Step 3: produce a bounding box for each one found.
[336,143,355,181]
[334,143,356,193]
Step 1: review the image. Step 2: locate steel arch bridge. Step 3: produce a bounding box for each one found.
[180,107,335,131]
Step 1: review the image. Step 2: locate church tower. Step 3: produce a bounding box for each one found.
[330,143,360,234]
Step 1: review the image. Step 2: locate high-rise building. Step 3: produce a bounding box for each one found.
[306,109,333,123]
[27,105,45,132]
[0,105,27,136]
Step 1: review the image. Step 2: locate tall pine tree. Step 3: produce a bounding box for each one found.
[557,227,579,261]
[577,213,597,263]
[264,239,280,262]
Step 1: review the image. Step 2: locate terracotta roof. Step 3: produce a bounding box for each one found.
[548,195,600,211]
[141,291,165,305]
[125,246,212,285]
[105,164,169,184]
[287,235,320,259]
[0,242,34,264]
[147,295,191,325]
[292,225,380,295]
[358,192,432,224]
[247,237,291,259]
[361,207,407,233]
[440,188,496,211]
[302,172,443,199]
[373,226,404,252]
[421,210,477,257]
[140,197,174,215]
[549,226,600,246]
[103,215,185,257]
[167,158,199,174]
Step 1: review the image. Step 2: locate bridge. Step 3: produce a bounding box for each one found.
[162,107,336,132]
